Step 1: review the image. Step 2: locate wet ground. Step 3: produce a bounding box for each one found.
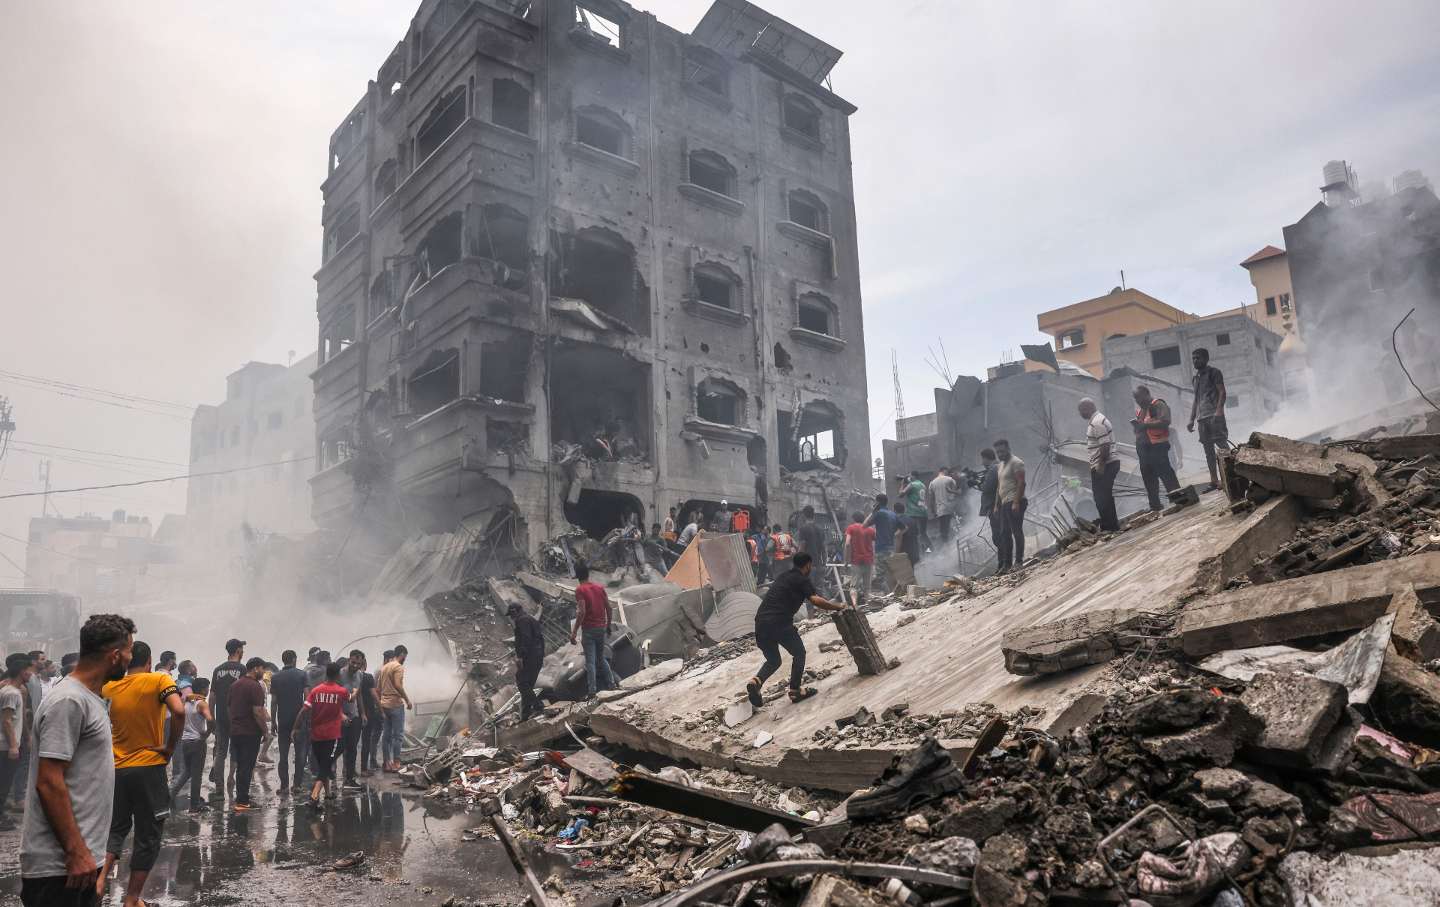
[0,766,610,907]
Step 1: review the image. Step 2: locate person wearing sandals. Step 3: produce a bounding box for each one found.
[744,552,849,706]
[294,662,346,810]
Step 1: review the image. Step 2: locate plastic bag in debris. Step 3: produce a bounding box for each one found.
[1135,832,1249,907]
[557,817,590,841]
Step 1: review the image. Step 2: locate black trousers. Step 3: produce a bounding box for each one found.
[276,720,299,789]
[754,620,806,690]
[229,734,262,805]
[1091,460,1122,531]
[108,764,169,871]
[986,508,1003,552]
[362,713,382,771]
[936,514,954,541]
[1138,441,1181,510]
[516,657,542,720]
[0,752,20,818]
[208,719,230,792]
[312,738,338,782]
[341,718,362,783]
[996,499,1028,570]
[21,875,100,907]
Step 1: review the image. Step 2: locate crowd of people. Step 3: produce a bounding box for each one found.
[4,614,421,907]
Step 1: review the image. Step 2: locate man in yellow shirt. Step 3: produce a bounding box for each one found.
[101,641,184,907]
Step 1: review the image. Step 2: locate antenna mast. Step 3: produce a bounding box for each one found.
[891,349,905,423]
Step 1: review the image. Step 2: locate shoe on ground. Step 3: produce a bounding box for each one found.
[342,781,363,791]
[232,802,255,813]
[846,737,963,821]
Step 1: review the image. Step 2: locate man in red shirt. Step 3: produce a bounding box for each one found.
[569,562,615,699]
[842,511,877,605]
[294,662,347,809]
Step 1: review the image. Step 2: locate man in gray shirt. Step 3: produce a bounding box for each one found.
[21,613,135,907]
[338,650,366,792]
[1187,347,1228,491]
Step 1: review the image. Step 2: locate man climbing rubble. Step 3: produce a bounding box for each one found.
[744,552,850,707]
[507,602,544,720]
[569,562,616,699]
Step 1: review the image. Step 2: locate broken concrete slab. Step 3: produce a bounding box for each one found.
[1388,584,1440,663]
[1195,613,1394,705]
[833,608,889,676]
[1177,553,1440,657]
[1322,447,1379,476]
[1372,647,1440,751]
[1137,697,1261,766]
[1000,608,1146,676]
[1347,432,1440,461]
[1194,494,1305,591]
[1232,447,1347,499]
[1249,432,1326,458]
[1240,672,1347,768]
[723,701,755,728]
[1279,846,1440,906]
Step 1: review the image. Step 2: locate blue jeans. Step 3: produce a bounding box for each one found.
[381,706,407,764]
[581,626,615,697]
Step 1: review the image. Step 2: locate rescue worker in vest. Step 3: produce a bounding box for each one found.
[1132,384,1181,511]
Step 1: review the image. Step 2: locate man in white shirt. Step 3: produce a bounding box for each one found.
[927,469,960,542]
[1079,398,1120,532]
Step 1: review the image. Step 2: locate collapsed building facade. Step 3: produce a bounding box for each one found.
[309,0,871,556]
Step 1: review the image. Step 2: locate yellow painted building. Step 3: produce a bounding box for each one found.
[1036,288,1195,377]
[1238,245,1297,337]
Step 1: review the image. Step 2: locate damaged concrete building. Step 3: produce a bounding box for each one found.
[309,0,871,555]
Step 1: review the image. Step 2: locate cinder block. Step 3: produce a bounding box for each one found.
[1241,672,1347,768]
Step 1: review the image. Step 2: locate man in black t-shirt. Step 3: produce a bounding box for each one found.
[269,650,307,793]
[207,638,246,801]
[744,553,847,707]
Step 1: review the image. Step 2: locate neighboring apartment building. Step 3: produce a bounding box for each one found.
[1036,288,1194,377]
[1101,313,1284,439]
[1237,245,1297,337]
[187,356,318,552]
[309,0,871,551]
[25,512,183,613]
[1284,181,1440,405]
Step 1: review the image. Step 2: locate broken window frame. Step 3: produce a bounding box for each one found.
[575,107,629,158]
[687,150,737,198]
[692,262,740,311]
[796,292,837,336]
[696,377,746,427]
[378,52,405,101]
[368,273,391,324]
[786,189,829,234]
[374,159,399,203]
[416,85,467,163]
[475,203,530,277]
[405,348,461,417]
[479,338,529,403]
[491,78,532,135]
[1150,345,1182,369]
[1058,327,1085,349]
[1279,292,1292,313]
[324,203,361,261]
[572,0,626,51]
[778,401,845,471]
[418,0,467,62]
[417,211,464,280]
[781,93,822,143]
[320,303,356,365]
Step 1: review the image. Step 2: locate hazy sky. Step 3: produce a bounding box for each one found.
[1,0,1438,576]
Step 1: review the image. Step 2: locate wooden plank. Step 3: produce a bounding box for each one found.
[833,608,889,676]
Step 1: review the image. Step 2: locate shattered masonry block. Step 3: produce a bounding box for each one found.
[1232,447,1347,499]
[1388,584,1440,663]
[1350,433,1440,462]
[1138,697,1262,767]
[1000,608,1145,676]
[1240,671,1347,768]
[1373,649,1440,751]
[1249,432,1326,458]
[1177,553,1440,657]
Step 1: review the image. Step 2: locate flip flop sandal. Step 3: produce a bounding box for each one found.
[788,687,818,703]
[745,678,764,708]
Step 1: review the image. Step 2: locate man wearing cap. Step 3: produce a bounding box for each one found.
[207,639,245,801]
[226,657,270,812]
[508,603,545,721]
[712,500,733,533]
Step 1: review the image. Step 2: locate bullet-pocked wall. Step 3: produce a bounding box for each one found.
[309,0,871,556]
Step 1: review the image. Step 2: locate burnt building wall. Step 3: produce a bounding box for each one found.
[309,0,871,553]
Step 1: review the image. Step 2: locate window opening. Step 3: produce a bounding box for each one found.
[407,349,460,415]
[787,191,827,233]
[1217,333,1231,346]
[574,3,623,47]
[549,344,649,459]
[492,79,531,134]
[694,266,735,309]
[688,151,735,197]
[1150,346,1181,369]
[417,86,466,161]
[696,378,743,425]
[1058,328,1085,349]
[1264,296,1276,316]
[418,211,464,276]
[782,95,820,140]
[576,111,625,156]
[797,294,834,335]
[374,159,398,200]
[778,403,844,470]
[480,340,528,402]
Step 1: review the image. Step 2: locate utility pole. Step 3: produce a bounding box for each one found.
[891,349,905,423]
[0,396,14,468]
[38,459,51,517]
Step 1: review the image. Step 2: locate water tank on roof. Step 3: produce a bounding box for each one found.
[1322,160,1351,188]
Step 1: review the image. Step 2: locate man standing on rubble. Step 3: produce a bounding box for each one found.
[994,440,1027,574]
[337,651,367,791]
[1186,348,1228,492]
[713,500,734,533]
[570,563,616,699]
[509,603,545,721]
[901,473,929,555]
[842,511,876,605]
[361,652,386,775]
[929,467,960,543]
[864,493,899,593]
[377,646,412,773]
[976,448,1002,556]
[677,513,700,548]
[661,507,677,542]
[1079,398,1121,532]
[1132,385,1181,511]
[207,639,245,802]
[744,553,849,707]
